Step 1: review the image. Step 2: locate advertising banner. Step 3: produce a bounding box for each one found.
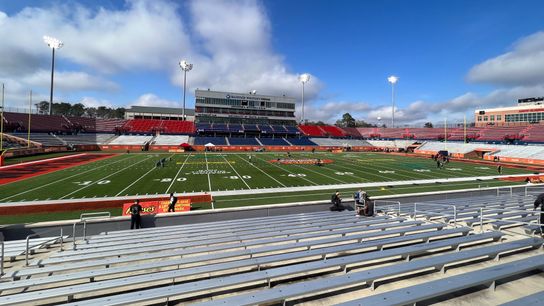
[122,199,191,216]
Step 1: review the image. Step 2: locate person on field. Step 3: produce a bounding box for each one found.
[130,199,143,229]
[534,193,544,234]
[168,193,178,212]
[249,155,252,163]
[497,165,502,174]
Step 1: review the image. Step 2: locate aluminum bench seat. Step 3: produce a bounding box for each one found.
[0,229,492,293]
[40,222,443,266]
[465,212,534,227]
[0,231,508,305]
[500,290,544,306]
[492,215,538,230]
[94,210,353,238]
[58,219,420,257]
[16,227,471,279]
[336,255,544,306]
[65,237,542,306]
[2,236,67,261]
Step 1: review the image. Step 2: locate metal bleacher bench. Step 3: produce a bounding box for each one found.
[2,236,66,262]
[186,238,542,306]
[0,227,485,305]
[38,220,439,266]
[58,216,402,256]
[12,226,470,281]
[0,227,479,294]
[500,290,544,306]
[336,254,544,306]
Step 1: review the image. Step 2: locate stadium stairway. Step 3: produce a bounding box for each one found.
[0,204,542,305]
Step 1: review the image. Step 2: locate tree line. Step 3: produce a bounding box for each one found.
[36,101,126,119]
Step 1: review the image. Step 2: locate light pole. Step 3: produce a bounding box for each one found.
[298,73,310,123]
[179,60,193,121]
[387,75,398,128]
[43,36,63,115]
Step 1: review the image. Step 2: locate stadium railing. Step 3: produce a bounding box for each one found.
[525,184,544,196]
[373,200,401,216]
[72,212,111,250]
[477,207,543,234]
[413,203,457,227]
[497,186,514,197]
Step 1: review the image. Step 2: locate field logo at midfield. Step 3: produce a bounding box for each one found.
[189,169,230,175]
[270,158,333,165]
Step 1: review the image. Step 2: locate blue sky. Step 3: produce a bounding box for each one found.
[1,0,544,125]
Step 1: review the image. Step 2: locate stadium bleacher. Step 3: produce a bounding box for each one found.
[298,124,326,137]
[57,134,116,145]
[8,133,65,146]
[258,137,290,146]
[521,124,544,143]
[193,136,227,145]
[227,137,260,145]
[2,199,542,305]
[285,137,317,146]
[107,135,152,145]
[151,135,190,146]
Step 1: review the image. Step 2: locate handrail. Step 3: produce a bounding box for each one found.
[477,207,543,234]
[25,233,40,266]
[0,237,4,276]
[525,184,544,196]
[80,212,111,244]
[373,200,401,217]
[413,203,457,227]
[496,186,513,197]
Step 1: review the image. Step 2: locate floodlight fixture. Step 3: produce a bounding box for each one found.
[299,73,311,84]
[250,90,257,95]
[43,35,63,115]
[43,36,63,49]
[179,60,193,120]
[387,75,398,84]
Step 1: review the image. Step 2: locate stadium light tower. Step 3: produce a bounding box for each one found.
[43,36,63,116]
[179,60,193,121]
[387,75,398,128]
[298,73,310,123]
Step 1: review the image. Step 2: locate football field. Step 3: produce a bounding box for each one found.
[0,151,532,203]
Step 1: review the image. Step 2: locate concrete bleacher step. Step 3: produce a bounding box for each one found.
[0,229,504,305]
[58,218,419,257]
[0,228,489,294]
[60,237,542,306]
[14,226,471,280]
[500,290,544,306]
[187,238,543,306]
[75,213,380,249]
[2,236,66,261]
[38,222,446,266]
[337,254,544,306]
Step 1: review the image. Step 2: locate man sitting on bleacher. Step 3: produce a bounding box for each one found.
[534,193,544,234]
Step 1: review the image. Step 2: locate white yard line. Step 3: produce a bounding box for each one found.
[204,150,212,192]
[166,153,192,193]
[253,154,319,186]
[234,154,287,188]
[59,156,152,200]
[115,153,175,196]
[0,155,134,202]
[220,154,252,189]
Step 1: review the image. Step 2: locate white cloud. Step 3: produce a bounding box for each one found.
[79,97,115,108]
[131,93,180,108]
[467,31,544,86]
[21,70,118,92]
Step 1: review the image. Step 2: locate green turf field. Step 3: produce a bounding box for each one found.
[0,151,533,203]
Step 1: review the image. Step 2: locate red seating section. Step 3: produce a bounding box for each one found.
[320,125,346,137]
[518,125,544,142]
[298,125,326,137]
[123,119,195,134]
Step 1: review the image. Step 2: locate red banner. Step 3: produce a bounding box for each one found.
[122,199,191,216]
